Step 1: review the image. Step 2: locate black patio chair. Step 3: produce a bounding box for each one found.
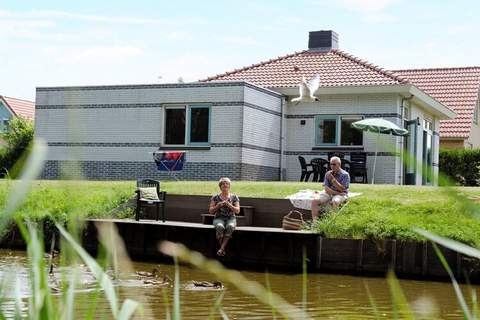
[135,179,167,222]
[327,152,345,161]
[298,156,314,182]
[327,152,350,172]
[349,152,368,183]
[311,158,329,182]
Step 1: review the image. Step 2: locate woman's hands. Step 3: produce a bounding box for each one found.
[209,199,240,214]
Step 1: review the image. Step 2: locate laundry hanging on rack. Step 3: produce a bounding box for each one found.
[153,151,186,171]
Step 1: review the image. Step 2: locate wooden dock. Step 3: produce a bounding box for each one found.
[83,217,480,282]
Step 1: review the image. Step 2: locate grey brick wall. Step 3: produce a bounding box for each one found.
[35,81,283,182]
[41,160,279,181]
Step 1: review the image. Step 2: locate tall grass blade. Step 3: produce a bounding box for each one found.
[14,274,24,320]
[208,292,228,320]
[56,223,120,318]
[95,222,133,279]
[414,228,480,260]
[431,243,473,320]
[302,247,308,312]
[264,271,277,320]
[471,288,478,319]
[160,241,310,319]
[364,282,381,320]
[26,223,55,320]
[62,267,78,320]
[118,299,142,320]
[3,139,47,216]
[172,257,181,320]
[161,287,171,320]
[386,270,415,320]
[0,140,47,238]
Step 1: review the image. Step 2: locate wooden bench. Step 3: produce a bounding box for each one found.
[201,206,254,226]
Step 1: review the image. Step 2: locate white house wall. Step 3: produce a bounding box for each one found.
[35,82,282,180]
[408,101,439,185]
[284,93,403,184]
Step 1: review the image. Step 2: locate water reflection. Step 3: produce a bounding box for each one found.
[0,249,476,319]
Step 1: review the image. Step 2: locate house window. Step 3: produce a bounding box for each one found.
[341,117,363,145]
[164,105,210,145]
[315,117,337,145]
[0,119,9,133]
[189,106,210,144]
[315,115,363,146]
[165,107,186,145]
[422,119,434,185]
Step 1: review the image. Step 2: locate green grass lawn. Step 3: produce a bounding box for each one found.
[1,180,480,244]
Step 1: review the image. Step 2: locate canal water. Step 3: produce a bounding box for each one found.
[0,249,475,319]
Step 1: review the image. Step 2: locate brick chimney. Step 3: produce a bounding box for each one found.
[308,30,339,52]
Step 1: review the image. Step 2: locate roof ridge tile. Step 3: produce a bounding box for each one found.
[331,49,409,84]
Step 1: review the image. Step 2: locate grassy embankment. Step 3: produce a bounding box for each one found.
[2,180,480,244]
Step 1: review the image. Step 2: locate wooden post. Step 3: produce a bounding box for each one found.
[316,236,323,269]
[356,239,364,272]
[422,242,428,276]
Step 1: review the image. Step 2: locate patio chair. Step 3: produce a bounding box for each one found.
[327,152,350,172]
[327,152,345,161]
[135,179,167,222]
[298,156,314,182]
[349,152,368,183]
[311,158,329,182]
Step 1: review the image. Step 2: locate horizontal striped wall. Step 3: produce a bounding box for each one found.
[40,160,279,181]
[35,82,283,181]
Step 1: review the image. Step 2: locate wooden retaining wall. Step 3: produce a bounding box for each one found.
[83,219,480,282]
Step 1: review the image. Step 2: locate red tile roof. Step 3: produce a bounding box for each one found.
[0,95,35,121]
[203,49,409,87]
[393,67,480,139]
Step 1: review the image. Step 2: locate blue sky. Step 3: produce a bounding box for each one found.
[1,0,479,100]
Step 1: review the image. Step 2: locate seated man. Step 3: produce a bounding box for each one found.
[311,156,350,220]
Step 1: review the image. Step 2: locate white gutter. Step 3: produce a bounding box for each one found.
[279,96,287,181]
[272,84,456,120]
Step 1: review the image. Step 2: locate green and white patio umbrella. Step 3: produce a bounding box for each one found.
[351,118,408,184]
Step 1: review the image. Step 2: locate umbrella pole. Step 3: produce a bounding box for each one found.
[372,132,379,184]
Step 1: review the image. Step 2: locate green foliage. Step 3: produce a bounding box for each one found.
[0,180,135,223]
[0,116,34,178]
[309,185,480,244]
[0,140,140,319]
[1,181,480,244]
[439,148,480,186]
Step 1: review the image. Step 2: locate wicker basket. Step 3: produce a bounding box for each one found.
[282,210,305,230]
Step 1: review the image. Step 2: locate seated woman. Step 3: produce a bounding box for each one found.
[209,177,240,256]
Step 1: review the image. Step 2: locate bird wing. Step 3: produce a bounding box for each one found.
[298,80,308,98]
[307,74,320,96]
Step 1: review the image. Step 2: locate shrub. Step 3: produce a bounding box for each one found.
[0,116,34,178]
[439,148,480,186]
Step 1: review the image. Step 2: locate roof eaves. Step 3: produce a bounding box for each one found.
[408,85,457,120]
[0,96,17,117]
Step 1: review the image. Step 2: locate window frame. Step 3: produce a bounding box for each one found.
[314,115,338,146]
[187,104,211,146]
[314,115,364,147]
[163,104,211,146]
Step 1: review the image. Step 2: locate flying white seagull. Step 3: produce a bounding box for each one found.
[291,75,320,104]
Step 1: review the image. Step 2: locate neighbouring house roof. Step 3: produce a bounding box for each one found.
[0,95,35,120]
[393,67,480,139]
[203,49,409,87]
